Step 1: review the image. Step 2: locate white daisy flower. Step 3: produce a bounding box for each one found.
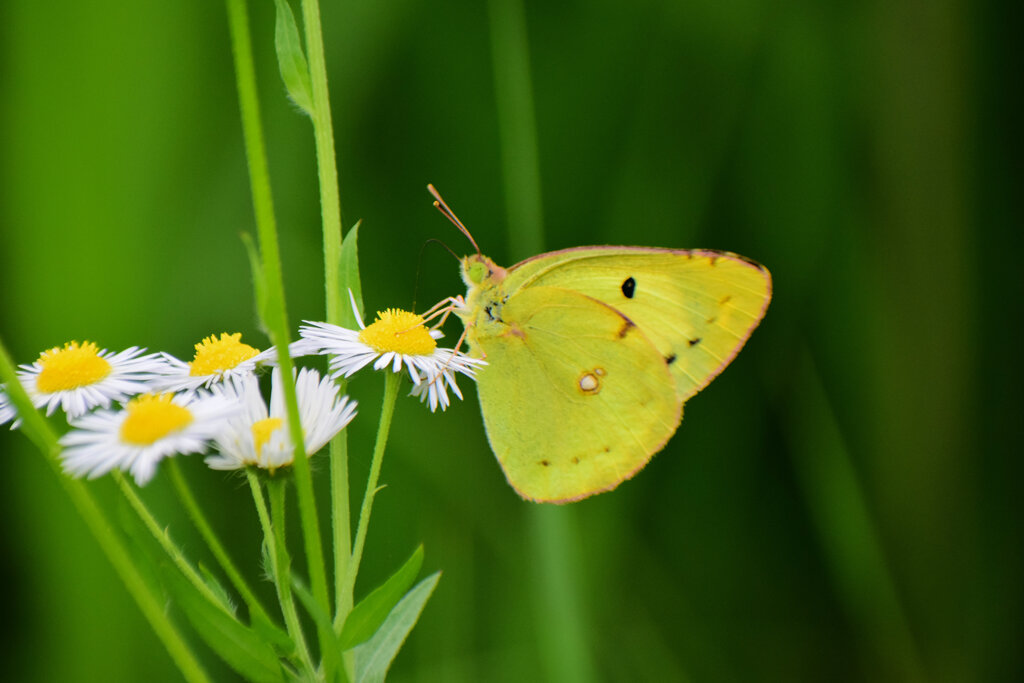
[295,302,483,412]
[59,392,242,485]
[0,388,15,427]
[154,332,277,394]
[205,367,356,472]
[408,351,471,412]
[16,341,171,419]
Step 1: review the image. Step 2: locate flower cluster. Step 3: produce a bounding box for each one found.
[2,306,481,486]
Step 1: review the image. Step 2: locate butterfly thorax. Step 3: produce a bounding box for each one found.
[457,254,513,359]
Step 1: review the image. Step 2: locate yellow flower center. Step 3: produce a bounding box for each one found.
[189,333,260,376]
[251,417,284,457]
[358,309,437,356]
[36,341,112,393]
[120,394,194,445]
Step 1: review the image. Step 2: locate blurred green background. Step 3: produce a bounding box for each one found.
[1,0,1020,681]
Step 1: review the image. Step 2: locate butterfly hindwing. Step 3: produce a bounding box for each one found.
[470,285,682,503]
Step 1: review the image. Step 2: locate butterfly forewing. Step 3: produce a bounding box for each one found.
[504,247,772,402]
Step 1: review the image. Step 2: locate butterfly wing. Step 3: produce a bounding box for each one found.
[503,247,771,402]
[471,285,682,503]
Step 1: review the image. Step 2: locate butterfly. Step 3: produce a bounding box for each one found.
[430,186,772,503]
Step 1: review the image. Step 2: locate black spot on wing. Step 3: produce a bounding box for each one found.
[540,460,550,467]
[688,337,702,347]
[616,319,636,339]
[665,353,677,365]
[621,276,636,299]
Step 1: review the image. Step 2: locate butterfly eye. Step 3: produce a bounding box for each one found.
[467,261,489,285]
[621,277,636,299]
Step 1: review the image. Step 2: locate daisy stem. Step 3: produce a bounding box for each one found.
[0,342,211,683]
[273,360,333,676]
[225,0,337,674]
[114,471,234,615]
[341,371,402,619]
[331,432,353,618]
[166,459,274,626]
[300,0,345,325]
[296,0,355,632]
[262,473,316,676]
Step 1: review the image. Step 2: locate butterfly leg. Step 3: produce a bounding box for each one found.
[419,298,478,359]
[420,295,466,330]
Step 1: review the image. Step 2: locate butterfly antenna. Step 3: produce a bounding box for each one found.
[424,238,461,263]
[410,238,462,311]
[427,183,481,255]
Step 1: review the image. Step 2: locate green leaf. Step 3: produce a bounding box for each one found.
[198,563,238,615]
[291,575,349,683]
[195,561,295,659]
[163,564,287,683]
[273,0,313,115]
[241,231,272,334]
[260,536,274,579]
[250,611,297,661]
[291,575,333,643]
[338,221,364,329]
[245,543,296,657]
[340,545,424,649]
[353,572,441,683]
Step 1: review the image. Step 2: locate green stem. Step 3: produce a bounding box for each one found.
[247,469,275,559]
[0,339,210,683]
[339,371,402,627]
[263,474,316,675]
[298,0,354,627]
[332,433,353,616]
[167,459,273,625]
[300,0,345,324]
[224,0,336,674]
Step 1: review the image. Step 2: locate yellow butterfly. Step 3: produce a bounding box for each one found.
[430,186,772,503]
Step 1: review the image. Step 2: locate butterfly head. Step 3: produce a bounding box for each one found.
[460,254,506,290]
